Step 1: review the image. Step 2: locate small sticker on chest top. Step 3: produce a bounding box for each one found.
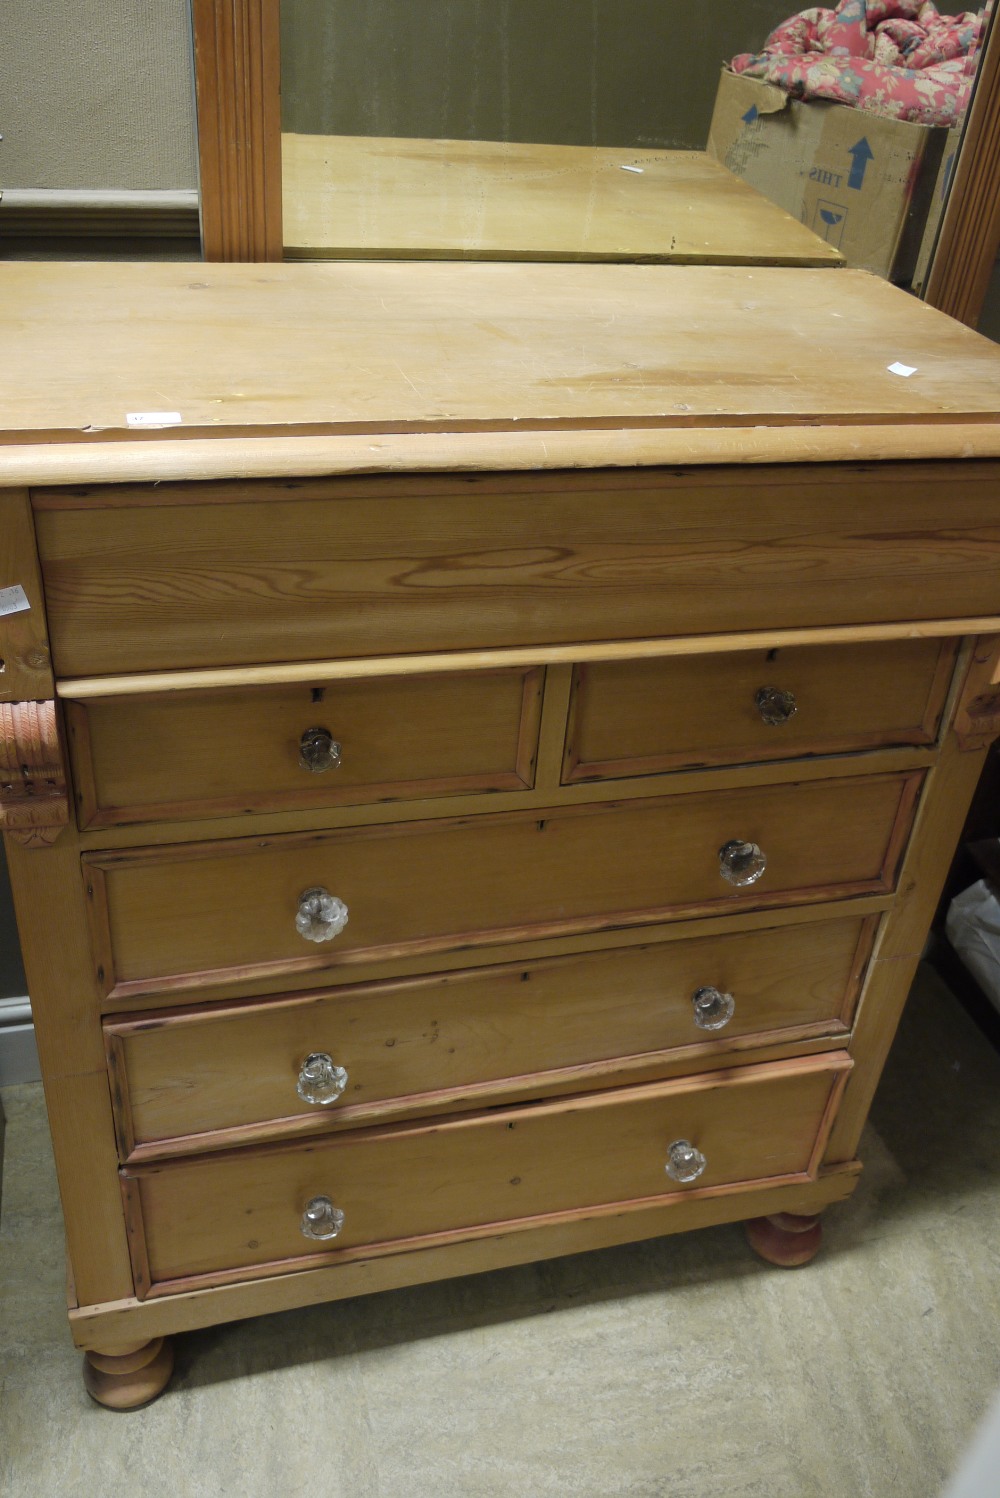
[126,411,183,428]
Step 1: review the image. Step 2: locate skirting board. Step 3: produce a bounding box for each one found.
[0,999,39,1086]
[0,189,199,239]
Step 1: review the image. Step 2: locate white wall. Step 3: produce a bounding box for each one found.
[0,0,198,189]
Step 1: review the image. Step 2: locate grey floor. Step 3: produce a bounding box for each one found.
[2,965,999,1498]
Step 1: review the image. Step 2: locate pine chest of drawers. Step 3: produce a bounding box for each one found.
[4,260,1000,1407]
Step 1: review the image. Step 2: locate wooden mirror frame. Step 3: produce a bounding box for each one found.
[192,0,1000,326]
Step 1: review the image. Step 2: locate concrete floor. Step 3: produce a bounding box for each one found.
[2,965,999,1498]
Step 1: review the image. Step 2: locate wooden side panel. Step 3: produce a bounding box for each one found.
[85,773,918,1001]
[124,1054,851,1289]
[3,832,134,1305]
[0,493,68,845]
[563,637,957,782]
[107,914,869,1155]
[33,464,1000,676]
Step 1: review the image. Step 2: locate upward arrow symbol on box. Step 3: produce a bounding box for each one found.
[848,137,874,190]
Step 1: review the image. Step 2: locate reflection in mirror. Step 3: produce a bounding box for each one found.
[279,0,991,281]
[279,0,837,265]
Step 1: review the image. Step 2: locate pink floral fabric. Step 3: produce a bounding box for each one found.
[730,0,989,126]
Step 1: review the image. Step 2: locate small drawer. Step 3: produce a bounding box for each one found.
[563,638,957,783]
[121,1052,851,1293]
[67,667,542,828]
[106,913,873,1158]
[85,773,917,1002]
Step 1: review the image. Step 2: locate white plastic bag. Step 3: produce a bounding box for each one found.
[945,879,1000,1012]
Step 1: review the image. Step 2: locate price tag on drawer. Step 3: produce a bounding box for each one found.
[0,584,31,617]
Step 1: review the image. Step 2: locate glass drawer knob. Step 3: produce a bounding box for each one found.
[692,986,735,1031]
[755,686,797,726]
[718,839,767,887]
[666,1140,707,1184]
[296,887,349,943]
[297,1052,349,1106]
[301,1195,345,1242]
[299,727,343,773]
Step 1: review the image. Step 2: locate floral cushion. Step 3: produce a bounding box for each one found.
[730,0,989,126]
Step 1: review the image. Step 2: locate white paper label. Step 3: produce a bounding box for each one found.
[620,164,644,174]
[0,584,31,617]
[887,362,917,378]
[126,411,183,428]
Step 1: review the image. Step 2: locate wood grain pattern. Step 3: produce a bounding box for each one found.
[3,263,1000,443]
[952,634,1000,749]
[68,1163,862,1351]
[48,622,995,703]
[562,638,957,783]
[8,424,1000,493]
[10,420,1000,495]
[6,258,1000,1383]
[923,11,1000,326]
[105,915,870,1159]
[95,895,894,1018]
[84,773,918,1001]
[0,700,69,846]
[122,1054,850,1290]
[0,489,53,700]
[34,464,1000,677]
[2,831,135,1305]
[191,0,282,261]
[282,134,842,266]
[67,667,542,828]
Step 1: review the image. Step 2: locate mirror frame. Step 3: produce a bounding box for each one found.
[192,0,1000,326]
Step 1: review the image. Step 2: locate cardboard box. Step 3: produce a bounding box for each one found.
[707,68,948,282]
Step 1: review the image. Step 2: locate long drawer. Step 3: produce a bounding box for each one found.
[35,464,1000,675]
[563,638,956,782]
[121,1053,852,1293]
[67,667,543,827]
[85,773,917,1000]
[105,914,872,1157]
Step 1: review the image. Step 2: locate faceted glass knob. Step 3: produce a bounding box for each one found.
[665,1140,707,1184]
[297,1052,349,1106]
[755,686,797,726]
[299,727,343,773]
[718,839,767,887]
[692,986,736,1031]
[300,1196,345,1241]
[295,887,349,943]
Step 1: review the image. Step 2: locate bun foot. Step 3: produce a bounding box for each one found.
[745,1211,823,1268]
[82,1336,175,1410]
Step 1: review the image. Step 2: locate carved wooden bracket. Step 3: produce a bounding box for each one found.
[955,637,1000,751]
[0,700,69,847]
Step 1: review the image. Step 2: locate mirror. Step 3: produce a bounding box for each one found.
[193,0,1000,319]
